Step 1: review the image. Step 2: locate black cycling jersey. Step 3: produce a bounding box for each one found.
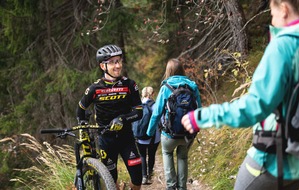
[77,76,143,185]
[77,76,143,128]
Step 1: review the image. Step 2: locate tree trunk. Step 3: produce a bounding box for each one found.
[223,0,248,55]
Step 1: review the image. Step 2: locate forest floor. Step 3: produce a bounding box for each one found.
[119,153,211,190]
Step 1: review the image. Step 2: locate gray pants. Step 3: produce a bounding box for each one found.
[161,135,194,190]
[234,155,299,190]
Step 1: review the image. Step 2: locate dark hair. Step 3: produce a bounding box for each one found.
[162,58,185,80]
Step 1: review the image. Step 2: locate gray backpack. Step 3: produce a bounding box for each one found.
[253,82,299,189]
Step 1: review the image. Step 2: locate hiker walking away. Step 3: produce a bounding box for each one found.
[182,0,299,189]
[76,44,143,190]
[136,87,161,185]
[147,59,202,190]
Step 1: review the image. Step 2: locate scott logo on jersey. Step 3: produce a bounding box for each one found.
[99,94,126,101]
[96,87,129,101]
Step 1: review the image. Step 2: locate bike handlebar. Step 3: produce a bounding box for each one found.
[40,125,109,134]
[40,128,68,134]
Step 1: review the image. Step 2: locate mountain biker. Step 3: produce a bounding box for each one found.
[76,44,143,190]
[147,59,202,190]
[182,0,299,189]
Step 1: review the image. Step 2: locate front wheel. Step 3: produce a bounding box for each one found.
[75,158,116,190]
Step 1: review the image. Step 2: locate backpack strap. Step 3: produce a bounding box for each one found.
[165,83,175,92]
[275,103,284,190]
[161,83,173,133]
[275,77,299,189]
[165,83,194,92]
[147,99,155,107]
[162,83,174,114]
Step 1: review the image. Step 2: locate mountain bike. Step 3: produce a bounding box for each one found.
[40,124,117,190]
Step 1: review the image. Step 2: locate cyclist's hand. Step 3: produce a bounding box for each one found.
[78,120,88,125]
[109,116,123,131]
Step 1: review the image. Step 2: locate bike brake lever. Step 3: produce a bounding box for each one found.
[100,128,110,135]
[67,132,76,137]
[56,132,76,139]
[57,132,67,139]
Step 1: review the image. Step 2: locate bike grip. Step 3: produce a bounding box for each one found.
[40,128,66,134]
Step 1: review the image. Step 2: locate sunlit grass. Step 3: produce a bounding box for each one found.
[1,133,76,190]
[1,133,137,189]
[189,127,251,189]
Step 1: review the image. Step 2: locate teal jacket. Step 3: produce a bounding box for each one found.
[146,75,201,138]
[191,23,299,179]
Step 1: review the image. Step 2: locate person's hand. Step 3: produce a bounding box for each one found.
[181,114,194,133]
[109,116,123,131]
[181,111,200,134]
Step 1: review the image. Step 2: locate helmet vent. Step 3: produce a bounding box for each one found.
[96,45,122,63]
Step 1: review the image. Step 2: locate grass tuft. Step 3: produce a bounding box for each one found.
[4,133,76,190]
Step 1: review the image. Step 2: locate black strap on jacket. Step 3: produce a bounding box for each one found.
[276,73,299,189]
[275,104,284,190]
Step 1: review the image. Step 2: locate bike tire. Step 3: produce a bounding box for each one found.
[75,158,116,190]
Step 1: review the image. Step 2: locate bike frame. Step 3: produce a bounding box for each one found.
[41,124,109,190]
[75,128,98,190]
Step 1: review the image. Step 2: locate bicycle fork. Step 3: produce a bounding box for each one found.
[74,142,85,190]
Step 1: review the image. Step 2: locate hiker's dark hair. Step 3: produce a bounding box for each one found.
[163,59,185,80]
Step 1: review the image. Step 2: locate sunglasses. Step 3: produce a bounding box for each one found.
[103,59,123,65]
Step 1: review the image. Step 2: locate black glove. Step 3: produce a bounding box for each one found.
[109,116,124,131]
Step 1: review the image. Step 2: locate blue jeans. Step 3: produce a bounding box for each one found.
[161,135,194,190]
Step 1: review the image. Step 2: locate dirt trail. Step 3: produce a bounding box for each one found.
[138,154,211,190]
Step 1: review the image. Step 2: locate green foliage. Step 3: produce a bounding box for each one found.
[0,151,10,174]
[130,46,166,91]
[122,0,149,8]
[0,150,16,189]
[0,0,40,53]
[45,66,82,95]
